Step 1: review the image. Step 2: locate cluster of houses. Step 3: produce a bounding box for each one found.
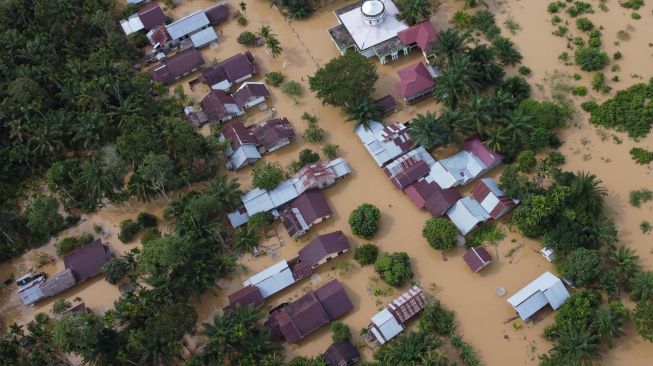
[16,240,113,306]
[228,158,351,240]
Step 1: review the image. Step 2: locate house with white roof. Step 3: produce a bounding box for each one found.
[165,10,217,48]
[507,271,570,321]
[355,121,413,167]
[446,197,491,235]
[470,178,519,219]
[243,260,297,298]
[439,137,503,186]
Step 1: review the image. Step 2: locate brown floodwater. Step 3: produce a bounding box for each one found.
[2,0,653,364]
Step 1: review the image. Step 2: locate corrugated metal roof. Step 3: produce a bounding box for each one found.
[120,16,144,35]
[190,26,218,48]
[507,271,570,320]
[440,151,487,186]
[446,198,491,235]
[165,10,209,40]
[371,308,404,344]
[242,188,276,215]
[355,121,412,167]
[243,260,297,298]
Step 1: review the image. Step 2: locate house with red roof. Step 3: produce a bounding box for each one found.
[266,279,353,344]
[150,48,205,85]
[204,4,230,25]
[199,52,260,91]
[251,118,296,154]
[374,95,398,116]
[220,121,261,170]
[233,82,271,110]
[280,190,333,238]
[397,20,438,59]
[120,3,167,35]
[224,285,264,311]
[395,62,435,104]
[201,90,243,123]
[471,178,519,219]
[463,246,493,273]
[297,231,351,270]
[383,146,436,189]
[403,178,461,216]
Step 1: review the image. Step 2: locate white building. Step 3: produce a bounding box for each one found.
[507,271,570,321]
[243,260,297,299]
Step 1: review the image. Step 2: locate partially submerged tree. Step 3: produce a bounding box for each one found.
[252,161,288,190]
[349,203,381,240]
[309,51,378,107]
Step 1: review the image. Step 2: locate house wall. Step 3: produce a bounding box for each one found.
[234,74,253,84]
[314,248,349,268]
[405,87,434,104]
[243,96,266,110]
[264,138,291,154]
[211,79,232,91]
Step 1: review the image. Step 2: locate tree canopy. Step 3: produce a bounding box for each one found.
[309,51,378,107]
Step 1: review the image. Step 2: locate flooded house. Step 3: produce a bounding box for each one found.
[296,231,351,270]
[280,190,333,238]
[201,89,244,123]
[439,137,503,186]
[470,178,519,219]
[446,197,492,236]
[374,95,398,116]
[463,246,494,273]
[18,240,113,306]
[324,340,361,366]
[383,146,436,190]
[204,4,230,25]
[397,20,439,60]
[368,286,428,344]
[164,9,217,48]
[150,48,205,85]
[199,51,260,91]
[266,279,353,344]
[220,121,261,170]
[355,121,413,167]
[395,62,436,104]
[403,178,461,216]
[507,271,570,321]
[120,2,166,36]
[232,82,271,110]
[251,118,296,154]
[224,285,265,312]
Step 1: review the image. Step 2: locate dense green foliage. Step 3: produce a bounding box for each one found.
[559,248,602,287]
[349,203,381,240]
[589,81,653,138]
[25,196,65,245]
[630,147,653,164]
[630,189,653,207]
[309,51,378,107]
[354,243,379,265]
[265,71,285,87]
[118,219,140,243]
[237,30,257,46]
[634,300,653,341]
[269,0,314,19]
[0,313,67,365]
[396,0,432,25]
[422,217,458,250]
[55,233,93,256]
[465,223,504,249]
[322,143,340,160]
[101,256,133,284]
[374,252,413,287]
[345,96,382,129]
[251,161,288,190]
[330,320,351,341]
[302,121,326,143]
[575,47,609,71]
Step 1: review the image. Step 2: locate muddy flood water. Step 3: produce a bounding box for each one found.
[2,0,653,364]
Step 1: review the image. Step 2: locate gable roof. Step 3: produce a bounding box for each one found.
[446,197,491,235]
[397,20,438,52]
[298,231,350,267]
[314,279,354,320]
[464,137,502,169]
[281,190,332,237]
[222,121,258,150]
[403,178,461,216]
[252,118,296,152]
[233,82,270,109]
[395,62,435,99]
[151,48,205,84]
[165,10,209,40]
[463,246,493,273]
[374,95,398,115]
[471,178,518,219]
[355,121,413,167]
[63,239,113,282]
[507,271,570,321]
[201,90,240,121]
[225,285,264,311]
[200,52,259,87]
[383,146,436,189]
[243,260,296,298]
[369,286,427,344]
[138,3,166,29]
[324,340,361,366]
[205,4,230,24]
[40,268,77,297]
[439,150,487,186]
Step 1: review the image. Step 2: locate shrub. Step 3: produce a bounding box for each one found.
[551,15,562,24]
[422,217,458,250]
[591,72,610,93]
[613,51,622,60]
[466,223,505,249]
[252,161,288,190]
[642,221,652,234]
[137,212,157,228]
[298,148,320,166]
[575,47,609,71]
[634,300,653,341]
[354,243,379,265]
[572,86,588,96]
[349,203,381,240]
[419,301,457,336]
[374,252,413,287]
[281,80,302,102]
[581,101,599,112]
[573,73,582,80]
[302,122,325,143]
[620,0,645,10]
[548,2,561,13]
[237,31,257,46]
[101,257,131,284]
[589,83,653,138]
[548,151,566,165]
[237,16,247,26]
[560,247,602,287]
[518,65,532,76]
[140,227,161,244]
[631,147,653,164]
[632,12,641,19]
[566,1,594,17]
[322,143,340,159]
[55,233,94,256]
[630,189,653,207]
[588,29,602,48]
[575,17,594,31]
[264,71,284,87]
[118,219,140,243]
[330,321,351,341]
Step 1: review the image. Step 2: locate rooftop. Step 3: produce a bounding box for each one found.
[298,231,350,267]
[252,118,296,152]
[397,20,438,52]
[165,10,210,40]
[336,0,408,50]
[395,62,435,99]
[324,340,361,366]
[63,239,113,282]
[151,48,205,85]
[243,260,296,298]
[507,271,570,321]
[204,3,230,24]
[463,246,493,273]
[355,121,413,167]
[446,197,491,235]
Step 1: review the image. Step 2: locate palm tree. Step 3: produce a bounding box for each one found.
[550,324,601,365]
[345,96,382,129]
[438,108,468,144]
[503,111,532,145]
[233,227,260,252]
[71,115,105,150]
[607,246,641,284]
[204,175,242,211]
[128,173,156,203]
[374,331,442,364]
[593,306,625,348]
[483,126,508,153]
[630,271,653,302]
[265,36,283,58]
[396,0,432,26]
[78,158,116,206]
[493,36,523,65]
[464,94,492,136]
[409,112,448,150]
[258,25,273,40]
[467,44,504,87]
[433,55,480,109]
[430,28,469,67]
[568,172,607,215]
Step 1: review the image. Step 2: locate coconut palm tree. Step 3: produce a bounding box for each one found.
[483,125,508,153]
[258,25,273,40]
[464,94,493,136]
[593,306,626,348]
[433,55,480,109]
[374,331,442,364]
[493,36,523,65]
[630,271,653,302]
[503,111,533,145]
[396,0,432,26]
[430,28,470,67]
[345,96,382,129]
[550,324,601,365]
[438,108,467,144]
[409,111,448,150]
[205,175,242,211]
[607,245,641,284]
[233,227,260,252]
[467,44,504,87]
[265,36,283,58]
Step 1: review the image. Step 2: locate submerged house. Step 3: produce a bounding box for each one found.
[199,51,260,91]
[204,4,230,25]
[368,286,428,344]
[252,118,296,154]
[375,95,398,116]
[242,260,298,299]
[297,231,351,270]
[403,178,461,216]
[224,285,265,312]
[220,121,261,170]
[165,10,217,48]
[446,197,491,235]
[266,279,353,344]
[233,82,271,110]
[120,3,167,35]
[201,90,243,123]
[470,178,519,219]
[383,146,435,189]
[281,190,333,239]
[507,271,570,321]
[440,137,503,186]
[395,62,436,104]
[324,340,361,366]
[150,48,205,85]
[18,240,113,305]
[355,121,413,167]
[463,246,493,273]
[397,20,438,59]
